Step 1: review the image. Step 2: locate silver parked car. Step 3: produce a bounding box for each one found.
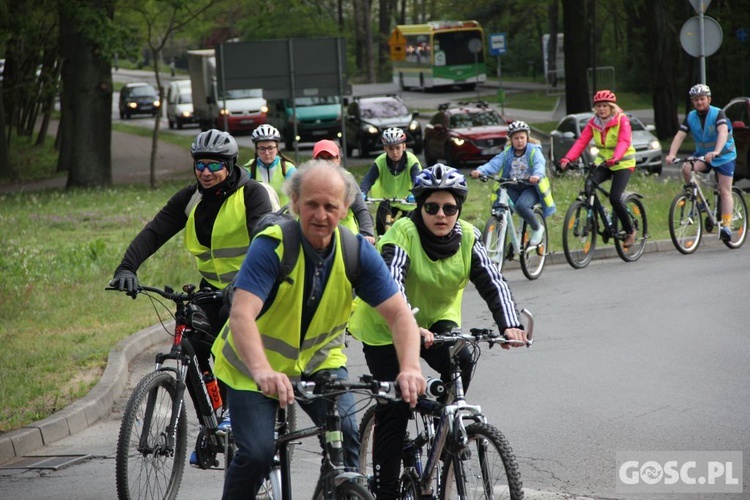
[550,112,663,175]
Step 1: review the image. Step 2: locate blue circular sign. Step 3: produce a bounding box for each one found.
[737,28,749,43]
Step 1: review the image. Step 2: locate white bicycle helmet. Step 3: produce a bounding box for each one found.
[190,129,239,164]
[508,120,531,136]
[689,84,711,98]
[412,163,468,202]
[381,127,407,146]
[251,124,281,144]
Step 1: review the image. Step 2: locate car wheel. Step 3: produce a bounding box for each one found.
[412,138,423,155]
[177,120,183,130]
[345,140,354,157]
[358,137,369,158]
[168,119,175,129]
[119,110,125,120]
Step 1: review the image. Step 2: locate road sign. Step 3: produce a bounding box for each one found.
[388,29,407,61]
[689,0,711,14]
[737,28,749,43]
[489,33,507,56]
[680,16,723,57]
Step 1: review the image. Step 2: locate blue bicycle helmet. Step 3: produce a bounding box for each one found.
[412,163,468,202]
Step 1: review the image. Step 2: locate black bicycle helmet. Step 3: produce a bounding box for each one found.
[688,84,711,98]
[412,163,468,202]
[508,120,531,136]
[190,129,239,165]
[251,124,281,144]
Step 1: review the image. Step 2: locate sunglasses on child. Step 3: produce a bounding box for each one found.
[195,160,226,173]
[423,202,459,216]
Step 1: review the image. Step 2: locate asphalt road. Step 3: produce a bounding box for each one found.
[1,244,748,499]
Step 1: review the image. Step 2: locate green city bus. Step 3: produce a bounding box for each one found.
[389,20,487,91]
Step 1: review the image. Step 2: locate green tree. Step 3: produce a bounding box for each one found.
[116,0,223,188]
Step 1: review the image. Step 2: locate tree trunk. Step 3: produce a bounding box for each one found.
[562,0,591,113]
[58,0,113,188]
[0,80,12,180]
[364,0,375,83]
[150,47,163,189]
[644,0,680,139]
[547,0,559,87]
[378,0,392,81]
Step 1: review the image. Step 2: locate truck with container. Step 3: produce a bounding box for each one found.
[187,49,268,134]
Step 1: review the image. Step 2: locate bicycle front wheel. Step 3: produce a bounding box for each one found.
[334,480,376,500]
[614,194,648,262]
[723,188,748,249]
[116,370,187,500]
[562,200,597,269]
[357,405,377,486]
[520,208,547,280]
[483,215,507,272]
[668,193,702,254]
[439,423,523,500]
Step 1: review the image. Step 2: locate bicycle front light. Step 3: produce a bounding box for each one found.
[451,137,465,146]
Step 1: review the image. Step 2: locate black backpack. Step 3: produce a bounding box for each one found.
[249,207,361,285]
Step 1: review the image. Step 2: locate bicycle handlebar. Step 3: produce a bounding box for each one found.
[474,174,536,188]
[106,284,223,305]
[295,374,399,402]
[364,197,416,205]
[430,308,535,348]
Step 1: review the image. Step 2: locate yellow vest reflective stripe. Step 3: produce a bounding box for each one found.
[594,114,636,170]
[370,152,421,210]
[184,189,249,288]
[349,218,474,346]
[212,225,352,392]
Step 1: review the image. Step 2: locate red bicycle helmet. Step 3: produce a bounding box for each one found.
[593,90,617,104]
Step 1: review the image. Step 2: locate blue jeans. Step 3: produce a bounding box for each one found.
[505,185,541,230]
[221,367,360,500]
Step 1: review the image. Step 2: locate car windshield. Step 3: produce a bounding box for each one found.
[223,88,263,99]
[629,117,646,131]
[295,96,340,107]
[450,111,504,128]
[360,99,409,119]
[129,86,156,97]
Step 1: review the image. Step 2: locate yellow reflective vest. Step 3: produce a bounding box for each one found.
[184,189,249,289]
[212,224,352,392]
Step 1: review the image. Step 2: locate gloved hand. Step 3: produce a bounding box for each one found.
[360,190,368,201]
[406,194,415,203]
[110,269,139,299]
[559,158,571,170]
[605,158,617,167]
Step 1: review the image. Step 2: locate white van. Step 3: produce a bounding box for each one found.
[166,80,196,129]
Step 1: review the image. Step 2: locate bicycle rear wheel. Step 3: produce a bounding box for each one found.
[668,193,702,254]
[562,200,597,269]
[482,215,507,272]
[116,370,187,500]
[520,208,547,280]
[439,423,523,500]
[723,188,748,249]
[614,194,648,262]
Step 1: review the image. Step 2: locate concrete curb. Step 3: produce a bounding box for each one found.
[0,321,172,464]
[0,235,727,464]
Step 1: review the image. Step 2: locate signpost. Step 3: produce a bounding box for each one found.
[488,33,507,112]
[681,0,721,83]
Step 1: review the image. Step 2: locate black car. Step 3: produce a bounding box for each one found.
[344,95,422,158]
[119,82,161,119]
[723,97,750,181]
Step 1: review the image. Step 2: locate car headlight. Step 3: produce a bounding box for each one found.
[451,137,465,146]
[154,100,161,107]
[261,105,269,114]
[219,108,230,116]
[366,125,378,134]
[649,140,660,151]
[408,120,419,131]
[127,102,137,109]
[180,111,192,118]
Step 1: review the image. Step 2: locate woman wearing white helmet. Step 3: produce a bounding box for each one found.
[110,129,274,453]
[360,127,423,235]
[349,163,528,500]
[244,124,297,205]
[470,120,555,246]
[666,84,737,241]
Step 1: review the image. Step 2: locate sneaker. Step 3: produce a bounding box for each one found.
[623,230,637,249]
[720,226,732,242]
[190,450,199,466]
[529,225,545,246]
[217,410,231,432]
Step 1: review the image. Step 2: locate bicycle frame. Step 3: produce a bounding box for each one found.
[578,171,621,241]
[683,165,720,229]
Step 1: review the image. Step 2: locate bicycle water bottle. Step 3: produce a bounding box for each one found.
[204,372,223,410]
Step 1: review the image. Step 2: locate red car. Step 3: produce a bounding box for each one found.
[723,96,750,181]
[423,102,509,168]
